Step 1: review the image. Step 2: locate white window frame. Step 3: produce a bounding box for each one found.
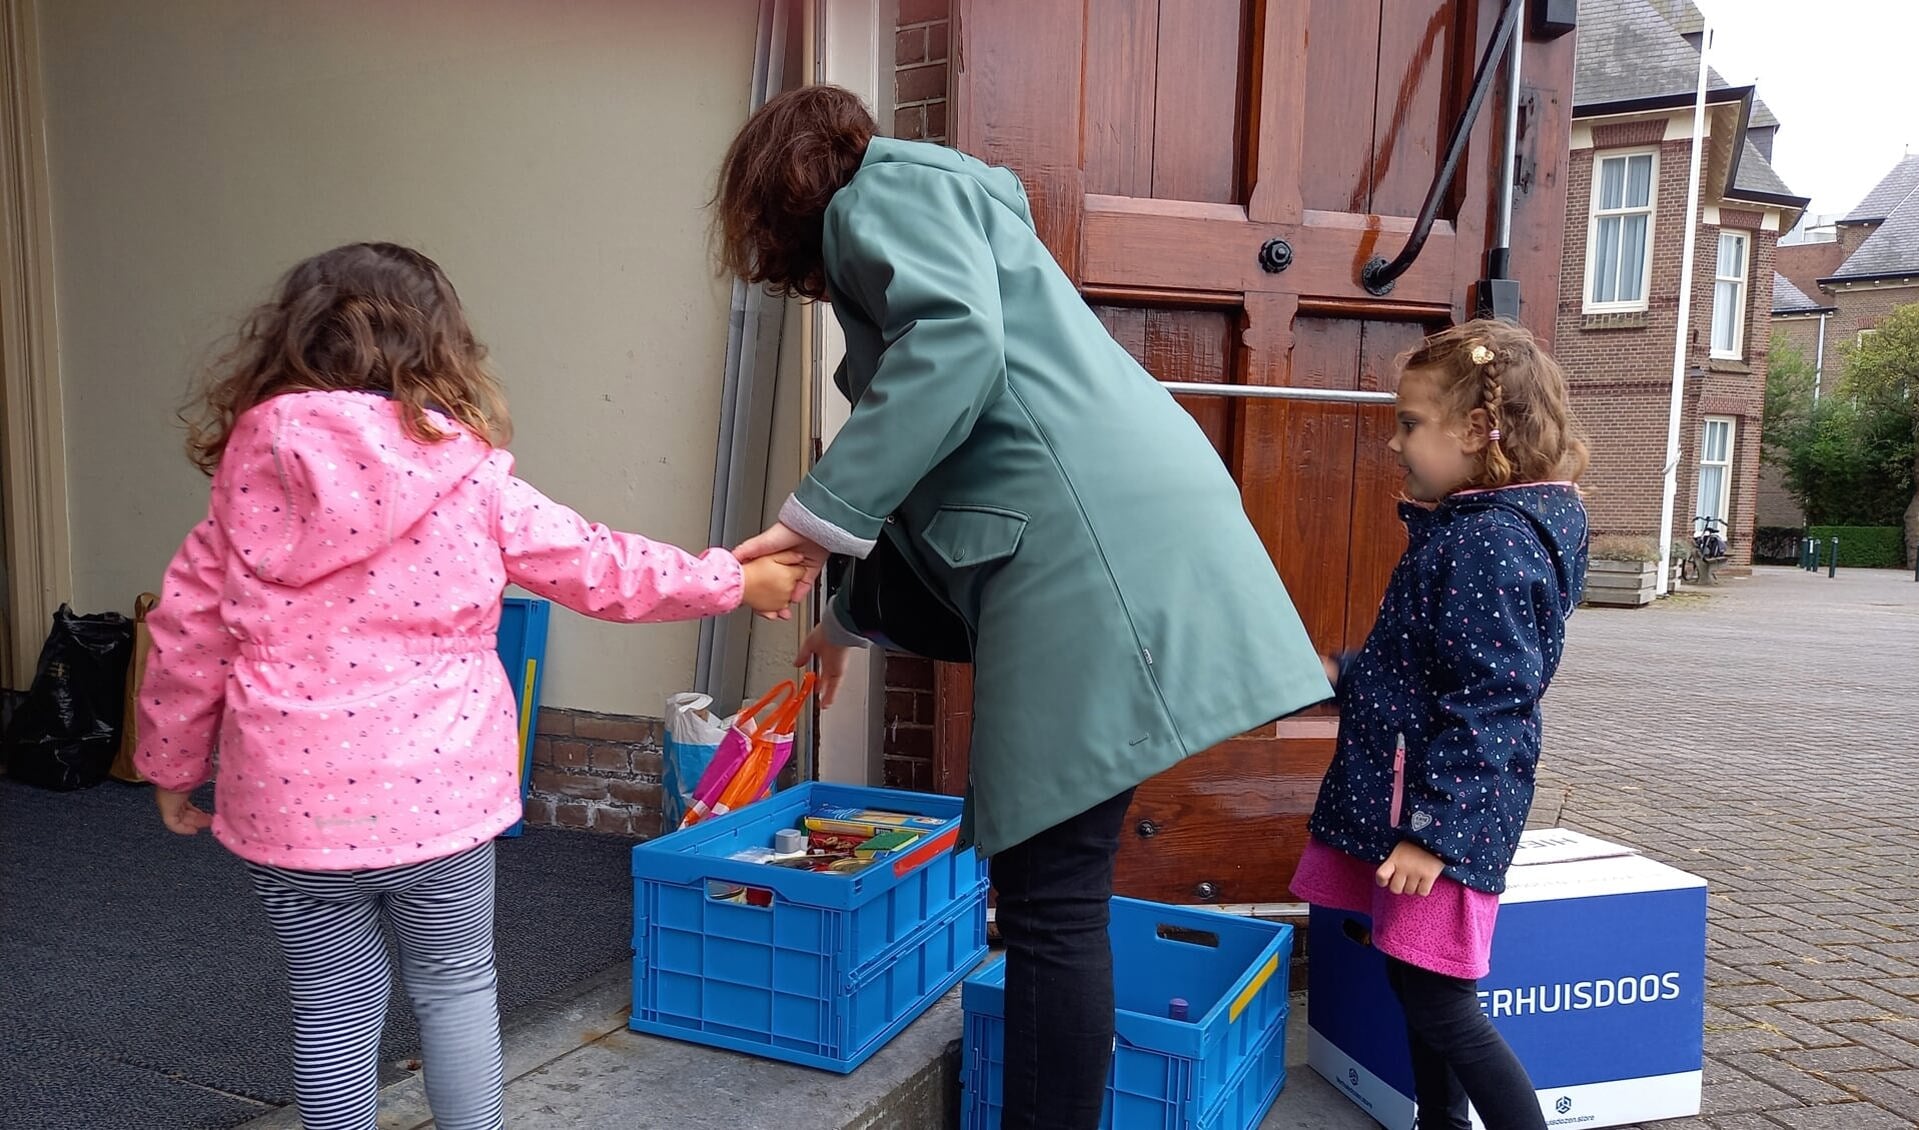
[1710,230,1750,360]
[1583,148,1659,313]
[1694,416,1736,538]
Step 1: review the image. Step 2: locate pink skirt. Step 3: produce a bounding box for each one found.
[1290,837,1501,980]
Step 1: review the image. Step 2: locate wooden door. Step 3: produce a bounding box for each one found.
[942,0,1572,904]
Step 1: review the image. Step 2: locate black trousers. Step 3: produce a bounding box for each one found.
[988,788,1135,1130]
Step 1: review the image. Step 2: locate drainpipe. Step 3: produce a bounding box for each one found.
[694,0,792,712]
[1813,311,1827,402]
[1655,23,1712,598]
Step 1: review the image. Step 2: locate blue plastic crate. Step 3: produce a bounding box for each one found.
[629,782,989,1072]
[495,597,550,838]
[961,898,1293,1129]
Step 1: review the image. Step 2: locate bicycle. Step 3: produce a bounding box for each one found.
[1680,516,1729,585]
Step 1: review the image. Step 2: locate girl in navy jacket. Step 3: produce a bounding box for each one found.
[1293,319,1590,1130]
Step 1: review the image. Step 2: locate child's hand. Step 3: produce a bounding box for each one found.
[156,788,212,836]
[1321,654,1339,683]
[1376,841,1445,896]
[741,552,809,614]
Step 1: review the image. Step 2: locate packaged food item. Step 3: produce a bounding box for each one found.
[802,807,947,839]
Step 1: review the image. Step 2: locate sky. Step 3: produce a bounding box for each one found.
[1697,0,1919,221]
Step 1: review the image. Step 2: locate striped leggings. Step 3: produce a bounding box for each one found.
[248,842,505,1130]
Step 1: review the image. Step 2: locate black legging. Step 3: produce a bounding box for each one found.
[1386,957,1548,1130]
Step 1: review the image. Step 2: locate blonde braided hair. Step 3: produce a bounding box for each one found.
[1404,319,1587,490]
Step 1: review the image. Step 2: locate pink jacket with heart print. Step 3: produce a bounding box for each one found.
[135,390,744,870]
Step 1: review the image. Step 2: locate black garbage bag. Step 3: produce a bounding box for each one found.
[3,605,135,790]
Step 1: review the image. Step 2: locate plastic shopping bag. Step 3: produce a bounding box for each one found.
[662,692,729,832]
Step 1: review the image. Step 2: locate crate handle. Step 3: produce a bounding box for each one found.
[1155,923,1220,948]
[1341,916,1374,947]
[705,880,775,910]
[891,828,960,877]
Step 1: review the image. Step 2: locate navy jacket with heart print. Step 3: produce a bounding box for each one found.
[1307,483,1589,895]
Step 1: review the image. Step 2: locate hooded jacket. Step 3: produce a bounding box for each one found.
[136,390,743,869]
[1307,484,1589,893]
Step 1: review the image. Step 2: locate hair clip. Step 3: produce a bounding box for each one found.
[1488,428,1503,443]
[1469,344,1495,366]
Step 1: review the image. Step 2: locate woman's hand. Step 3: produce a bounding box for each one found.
[156,788,212,836]
[795,622,851,708]
[734,521,827,620]
[1376,841,1445,896]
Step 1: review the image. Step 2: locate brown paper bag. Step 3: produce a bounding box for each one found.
[109,593,158,784]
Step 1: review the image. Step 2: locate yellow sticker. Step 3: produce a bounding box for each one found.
[516,660,537,776]
[1229,953,1279,1023]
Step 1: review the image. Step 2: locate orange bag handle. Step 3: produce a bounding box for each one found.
[762,673,817,738]
[711,675,818,816]
[736,680,795,734]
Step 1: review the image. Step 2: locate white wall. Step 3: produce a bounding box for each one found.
[39,0,761,715]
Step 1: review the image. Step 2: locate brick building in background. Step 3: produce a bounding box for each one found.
[1558,0,1806,568]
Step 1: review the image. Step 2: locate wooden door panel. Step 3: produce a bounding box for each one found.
[953,0,1572,903]
[1149,0,1248,205]
[1346,321,1425,647]
[1095,305,1239,459]
[1238,315,1361,655]
[1116,726,1336,905]
[1297,1,1383,214]
[1084,2,1160,198]
[1371,1,1464,216]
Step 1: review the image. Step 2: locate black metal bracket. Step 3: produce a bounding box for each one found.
[1257,238,1294,274]
[1360,0,1525,297]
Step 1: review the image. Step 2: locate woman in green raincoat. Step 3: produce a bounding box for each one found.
[720,86,1329,1130]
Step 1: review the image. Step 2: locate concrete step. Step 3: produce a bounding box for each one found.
[239,962,1375,1129]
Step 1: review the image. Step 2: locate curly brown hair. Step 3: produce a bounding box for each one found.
[1403,318,1589,489]
[185,242,510,474]
[713,85,875,300]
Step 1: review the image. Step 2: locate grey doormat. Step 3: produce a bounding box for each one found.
[0,776,638,1129]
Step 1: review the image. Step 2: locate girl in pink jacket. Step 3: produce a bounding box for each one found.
[136,242,803,1130]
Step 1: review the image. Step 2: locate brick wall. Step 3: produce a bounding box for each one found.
[880,0,951,786]
[524,706,667,837]
[1813,281,1919,358]
[1556,134,1775,567]
[1776,239,1845,307]
[893,0,949,144]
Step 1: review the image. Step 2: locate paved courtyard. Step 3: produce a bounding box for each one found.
[1539,565,1919,1129]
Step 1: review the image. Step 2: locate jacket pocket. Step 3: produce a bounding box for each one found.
[921,505,1028,569]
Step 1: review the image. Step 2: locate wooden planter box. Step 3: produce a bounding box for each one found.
[1585,559,1659,606]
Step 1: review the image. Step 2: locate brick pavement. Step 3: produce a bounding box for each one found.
[1538,565,1919,1129]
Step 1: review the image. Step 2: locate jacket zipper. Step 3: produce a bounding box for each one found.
[1389,732,1407,829]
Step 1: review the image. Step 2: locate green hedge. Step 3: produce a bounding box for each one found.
[1806,526,1908,569]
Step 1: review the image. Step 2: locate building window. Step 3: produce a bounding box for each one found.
[1710,231,1749,359]
[1585,150,1657,311]
[1694,416,1736,537]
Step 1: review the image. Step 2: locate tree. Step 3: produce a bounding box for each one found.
[1762,338,1815,469]
[1837,304,1919,562]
